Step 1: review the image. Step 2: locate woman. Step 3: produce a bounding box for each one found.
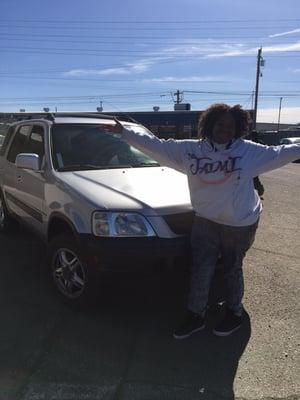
[111,103,300,338]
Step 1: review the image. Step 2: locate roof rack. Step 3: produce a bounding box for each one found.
[52,112,115,119]
[0,112,137,123]
[52,112,136,123]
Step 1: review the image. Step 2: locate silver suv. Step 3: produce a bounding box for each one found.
[0,113,193,305]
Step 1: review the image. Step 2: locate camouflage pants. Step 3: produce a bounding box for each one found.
[188,216,259,316]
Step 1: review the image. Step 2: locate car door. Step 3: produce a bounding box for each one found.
[4,124,32,217]
[14,124,46,235]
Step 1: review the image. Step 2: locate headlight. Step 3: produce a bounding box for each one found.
[92,212,156,237]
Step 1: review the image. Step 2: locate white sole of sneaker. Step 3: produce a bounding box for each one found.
[212,324,242,337]
[173,325,205,340]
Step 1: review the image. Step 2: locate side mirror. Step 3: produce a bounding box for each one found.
[16,153,41,171]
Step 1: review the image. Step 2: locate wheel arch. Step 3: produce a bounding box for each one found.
[47,213,79,243]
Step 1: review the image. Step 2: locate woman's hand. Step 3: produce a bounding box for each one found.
[112,118,124,133]
[101,118,124,134]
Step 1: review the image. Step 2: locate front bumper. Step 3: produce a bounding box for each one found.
[80,234,190,272]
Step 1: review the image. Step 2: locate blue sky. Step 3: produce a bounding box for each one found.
[1,0,300,123]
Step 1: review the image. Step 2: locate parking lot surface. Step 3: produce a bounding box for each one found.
[0,164,299,400]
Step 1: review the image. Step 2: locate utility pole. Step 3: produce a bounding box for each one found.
[253,47,263,131]
[174,89,183,104]
[251,90,255,110]
[277,97,283,133]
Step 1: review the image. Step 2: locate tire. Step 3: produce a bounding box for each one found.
[0,191,18,233]
[47,233,95,307]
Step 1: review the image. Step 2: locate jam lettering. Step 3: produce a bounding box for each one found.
[188,154,242,176]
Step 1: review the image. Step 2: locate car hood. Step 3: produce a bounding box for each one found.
[58,167,192,216]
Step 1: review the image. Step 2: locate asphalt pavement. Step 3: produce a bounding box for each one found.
[0,164,299,400]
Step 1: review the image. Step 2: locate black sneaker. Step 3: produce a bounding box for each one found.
[213,309,243,337]
[173,312,205,339]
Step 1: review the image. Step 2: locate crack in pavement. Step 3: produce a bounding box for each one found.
[252,246,300,260]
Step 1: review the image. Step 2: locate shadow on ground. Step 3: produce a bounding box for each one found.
[0,228,251,400]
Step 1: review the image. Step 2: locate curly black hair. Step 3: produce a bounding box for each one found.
[198,103,252,140]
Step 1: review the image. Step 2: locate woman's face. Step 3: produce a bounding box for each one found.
[211,113,236,144]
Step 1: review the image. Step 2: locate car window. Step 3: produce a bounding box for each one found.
[27,125,45,159]
[7,125,32,163]
[51,124,159,170]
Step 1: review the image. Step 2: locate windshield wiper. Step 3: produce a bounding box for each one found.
[133,162,160,167]
[57,164,133,172]
[57,164,104,172]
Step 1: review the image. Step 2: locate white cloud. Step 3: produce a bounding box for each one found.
[263,42,300,53]
[65,67,131,77]
[152,40,300,60]
[64,59,157,77]
[258,107,300,124]
[269,28,300,38]
[203,42,300,58]
[64,39,300,79]
[64,42,260,79]
[159,43,247,58]
[145,39,298,61]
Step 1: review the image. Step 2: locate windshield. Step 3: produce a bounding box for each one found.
[51,123,160,171]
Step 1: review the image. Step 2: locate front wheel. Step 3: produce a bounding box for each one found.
[47,234,94,307]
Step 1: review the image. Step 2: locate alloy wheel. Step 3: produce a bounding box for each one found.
[52,248,86,299]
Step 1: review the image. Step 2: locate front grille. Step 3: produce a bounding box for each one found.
[163,211,195,235]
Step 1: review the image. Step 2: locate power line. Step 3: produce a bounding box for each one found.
[2,32,300,40]
[1,90,300,103]
[2,45,300,54]
[0,75,233,82]
[3,37,300,46]
[0,18,299,23]
[0,45,176,53]
[0,92,168,100]
[1,73,300,86]
[0,56,205,74]
[1,47,300,57]
[184,90,300,96]
[0,98,297,111]
[2,24,300,31]
[0,100,172,106]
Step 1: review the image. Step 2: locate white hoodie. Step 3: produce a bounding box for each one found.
[122,125,300,227]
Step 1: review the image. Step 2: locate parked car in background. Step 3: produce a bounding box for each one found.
[280,137,300,162]
[0,113,194,305]
[280,137,300,144]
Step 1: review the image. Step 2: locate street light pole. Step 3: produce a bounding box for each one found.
[277,97,283,133]
[253,47,262,131]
